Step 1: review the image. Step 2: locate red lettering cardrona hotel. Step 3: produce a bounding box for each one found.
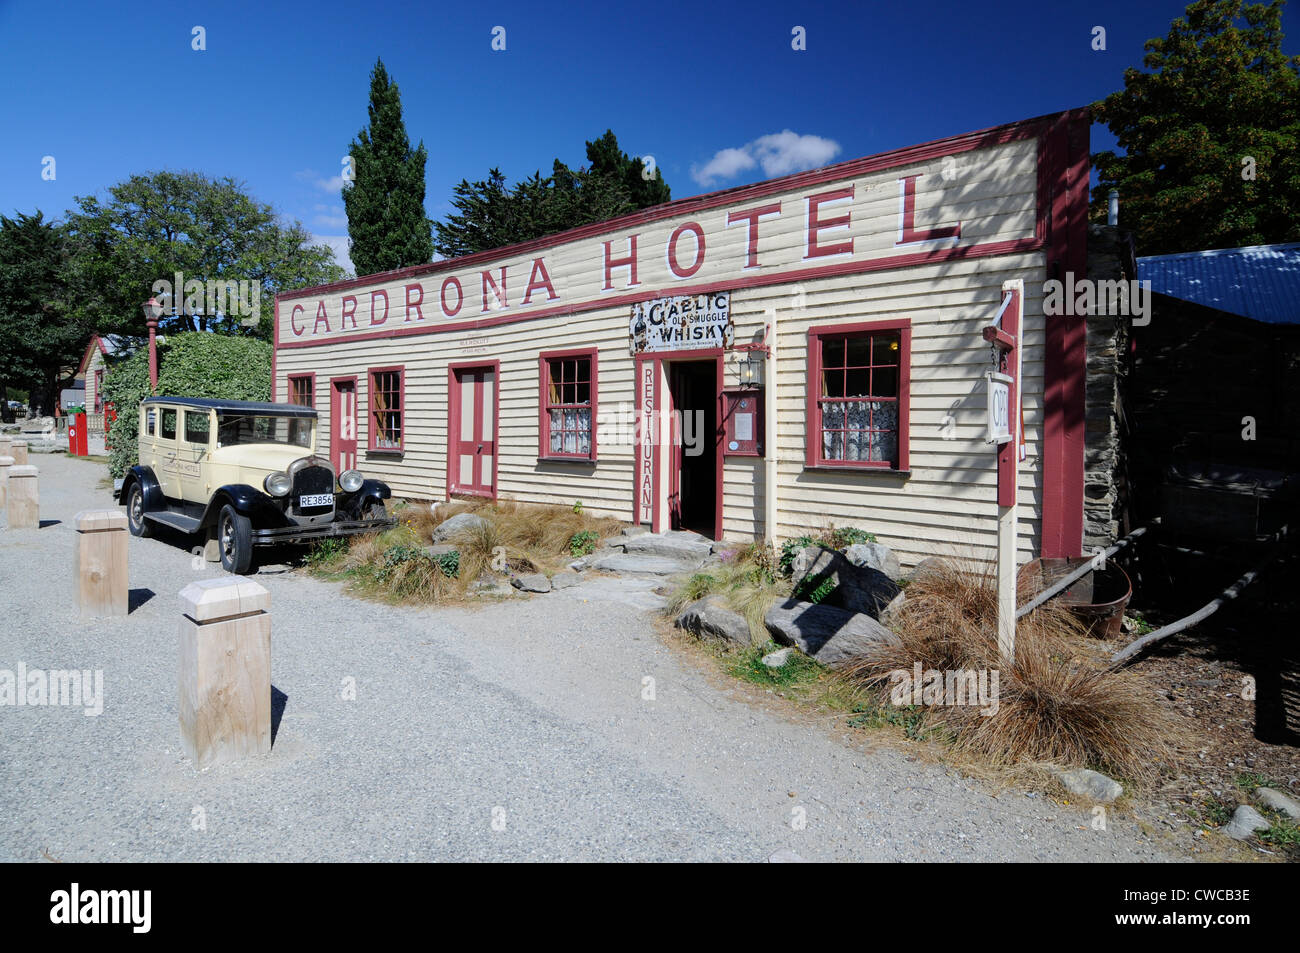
[274,109,1094,567]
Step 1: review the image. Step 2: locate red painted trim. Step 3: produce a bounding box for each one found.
[996,287,1021,507]
[446,360,501,500]
[366,364,406,453]
[537,347,599,461]
[76,334,109,377]
[279,110,1067,305]
[1039,107,1091,558]
[713,355,724,541]
[271,295,279,402]
[804,318,912,471]
[275,237,1041,351]
[328,375,358,473]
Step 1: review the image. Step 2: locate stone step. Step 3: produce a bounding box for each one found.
[590,553,703,576]
[618,533,712,562]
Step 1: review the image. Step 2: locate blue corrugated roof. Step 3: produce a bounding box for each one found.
[1137,243,1300,324]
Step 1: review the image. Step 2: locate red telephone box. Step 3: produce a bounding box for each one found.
[68,411,89,456]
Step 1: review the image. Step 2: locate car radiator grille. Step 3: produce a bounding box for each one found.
[292,465,335,514]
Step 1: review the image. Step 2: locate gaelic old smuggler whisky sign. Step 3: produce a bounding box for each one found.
[629,292,733,354]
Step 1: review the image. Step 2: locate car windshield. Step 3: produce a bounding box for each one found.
[216,413,313,449]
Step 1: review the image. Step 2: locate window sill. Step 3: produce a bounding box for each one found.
[804,464,910,475]
[537,455,597,465]
[366,448,405,458]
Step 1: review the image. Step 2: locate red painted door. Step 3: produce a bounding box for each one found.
[330,379,357,472]
[450,366,496,497]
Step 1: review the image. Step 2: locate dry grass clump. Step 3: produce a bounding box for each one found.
[843,556,1191,787]
[664,542,791,643]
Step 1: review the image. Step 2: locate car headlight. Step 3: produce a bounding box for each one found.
[338,469,364,493]
[264,472,291,497]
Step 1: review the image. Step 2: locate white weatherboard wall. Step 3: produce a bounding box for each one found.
[276,128,1056,568]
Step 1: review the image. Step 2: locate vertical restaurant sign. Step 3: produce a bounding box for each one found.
[629,292,733,354]
[638,360,655,523]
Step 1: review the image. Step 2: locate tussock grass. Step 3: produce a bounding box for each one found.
[664,542,791,643]
[842,555,1191,787]
[305,496,624,605]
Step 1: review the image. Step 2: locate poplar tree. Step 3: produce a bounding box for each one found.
[343,59,434,276]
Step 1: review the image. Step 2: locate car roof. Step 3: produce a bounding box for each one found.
[141,396,317,418]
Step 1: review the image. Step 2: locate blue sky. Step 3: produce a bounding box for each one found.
[2,0,1295,274]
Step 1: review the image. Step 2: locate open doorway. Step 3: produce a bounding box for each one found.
[667,360,719,536]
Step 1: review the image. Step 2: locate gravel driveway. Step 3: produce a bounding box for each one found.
[0,454,1180,862]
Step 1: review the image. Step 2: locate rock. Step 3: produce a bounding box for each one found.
[761,647,794,668]
[1054,768,1123,803]
[550,571,582,590]
[621,525,650,537]
[843,542,902,581]
[711,539,741,555]
[674,596,752,646]
[470,578,515,598]
[790,546,900,618]
[510,573,552,593]
[430,512,489,543]
[878,590,906,627]
[621,533,711,564]
[1222,804,1270,840]
[766,849,807,863]
[763,599,898,668]
[591,553,701,576]
[907,557,948,585]
[1255,787,1300,819]
[425,543,458,558]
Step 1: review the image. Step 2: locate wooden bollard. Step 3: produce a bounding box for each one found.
[0,455,12,510]
[74,510,129,616]
[178,578,272,769]
[6,464,38,528]
[0,435,11,458]
[9,439,27,465]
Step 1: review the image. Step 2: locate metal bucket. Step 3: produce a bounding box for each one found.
[1018,557,1133,639]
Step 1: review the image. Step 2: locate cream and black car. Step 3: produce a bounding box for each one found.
[118,397,395,573]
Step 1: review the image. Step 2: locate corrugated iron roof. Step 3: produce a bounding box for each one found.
[1137,242,1300,324]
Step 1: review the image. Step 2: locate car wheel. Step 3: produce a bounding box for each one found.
[127,483,152,538]
[218,504,254,575]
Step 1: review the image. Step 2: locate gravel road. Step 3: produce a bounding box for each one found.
[0,453,1181,862]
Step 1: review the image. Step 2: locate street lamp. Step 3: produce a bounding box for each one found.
[142,298,162,393]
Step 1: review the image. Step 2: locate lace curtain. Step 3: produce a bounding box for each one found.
[549,407,592,455]
[820,400,897,462]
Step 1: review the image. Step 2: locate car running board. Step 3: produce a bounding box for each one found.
[143,511,202,534]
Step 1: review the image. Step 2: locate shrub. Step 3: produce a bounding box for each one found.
[103,332,272,477]
[568,529,600,557]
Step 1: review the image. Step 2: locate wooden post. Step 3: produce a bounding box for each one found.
[74,510,129,616]
[9,439,28,465]
[0,454,12,510]
[178,578,272,769]
[6,464,38,529]
[0,435,11,458]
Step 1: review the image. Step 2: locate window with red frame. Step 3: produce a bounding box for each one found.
[288,375,313,407]
[370,369,403,451]
[541,353,594,458]
[809,326,907,468]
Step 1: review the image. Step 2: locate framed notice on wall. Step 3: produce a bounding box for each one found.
[722,388,763,457]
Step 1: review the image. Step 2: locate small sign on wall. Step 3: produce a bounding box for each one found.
[722,388,763,456]
[629,292,733,354]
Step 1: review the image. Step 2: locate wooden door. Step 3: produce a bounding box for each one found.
[449,365,497,498]
[330,379,357,472]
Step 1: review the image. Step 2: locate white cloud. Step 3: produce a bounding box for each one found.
[313,203,348,230]
[691,131,842,187]
[312,234,354,276]
[295,169,347,194]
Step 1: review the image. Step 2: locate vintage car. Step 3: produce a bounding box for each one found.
[118,396,395,573]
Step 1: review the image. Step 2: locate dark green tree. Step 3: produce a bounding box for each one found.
[64,171,343,339]
[433,130,672,258]
[1091,0,1300,253]
[343,59,434,276]
[0,212,90,417]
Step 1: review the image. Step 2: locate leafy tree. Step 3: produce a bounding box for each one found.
[0,211,90,418]
[342,59,434,276]
[64,171,344,339]
[103,332,272,477]
[433,130,672,258]
[1091,0,1300,253]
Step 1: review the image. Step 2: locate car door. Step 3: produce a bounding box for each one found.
[178,409,212,503]
[148,406,181,500]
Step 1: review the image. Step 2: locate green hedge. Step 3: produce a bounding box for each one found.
[103,333,272,478]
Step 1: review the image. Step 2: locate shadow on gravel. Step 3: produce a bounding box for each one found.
[271,686,288,746]
[38,519,60,528]
[128,588,155,613]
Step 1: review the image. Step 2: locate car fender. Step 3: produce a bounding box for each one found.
[199,484,282,529]
[119,465,164,511]
[358,479,391,505]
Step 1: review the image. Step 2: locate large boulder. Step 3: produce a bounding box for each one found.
[431,512,489,543]
[843,542,902,581]
[790,546,900,618]
[764,599,898,668]
[511,572,552,593]
[674,595,752,646]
